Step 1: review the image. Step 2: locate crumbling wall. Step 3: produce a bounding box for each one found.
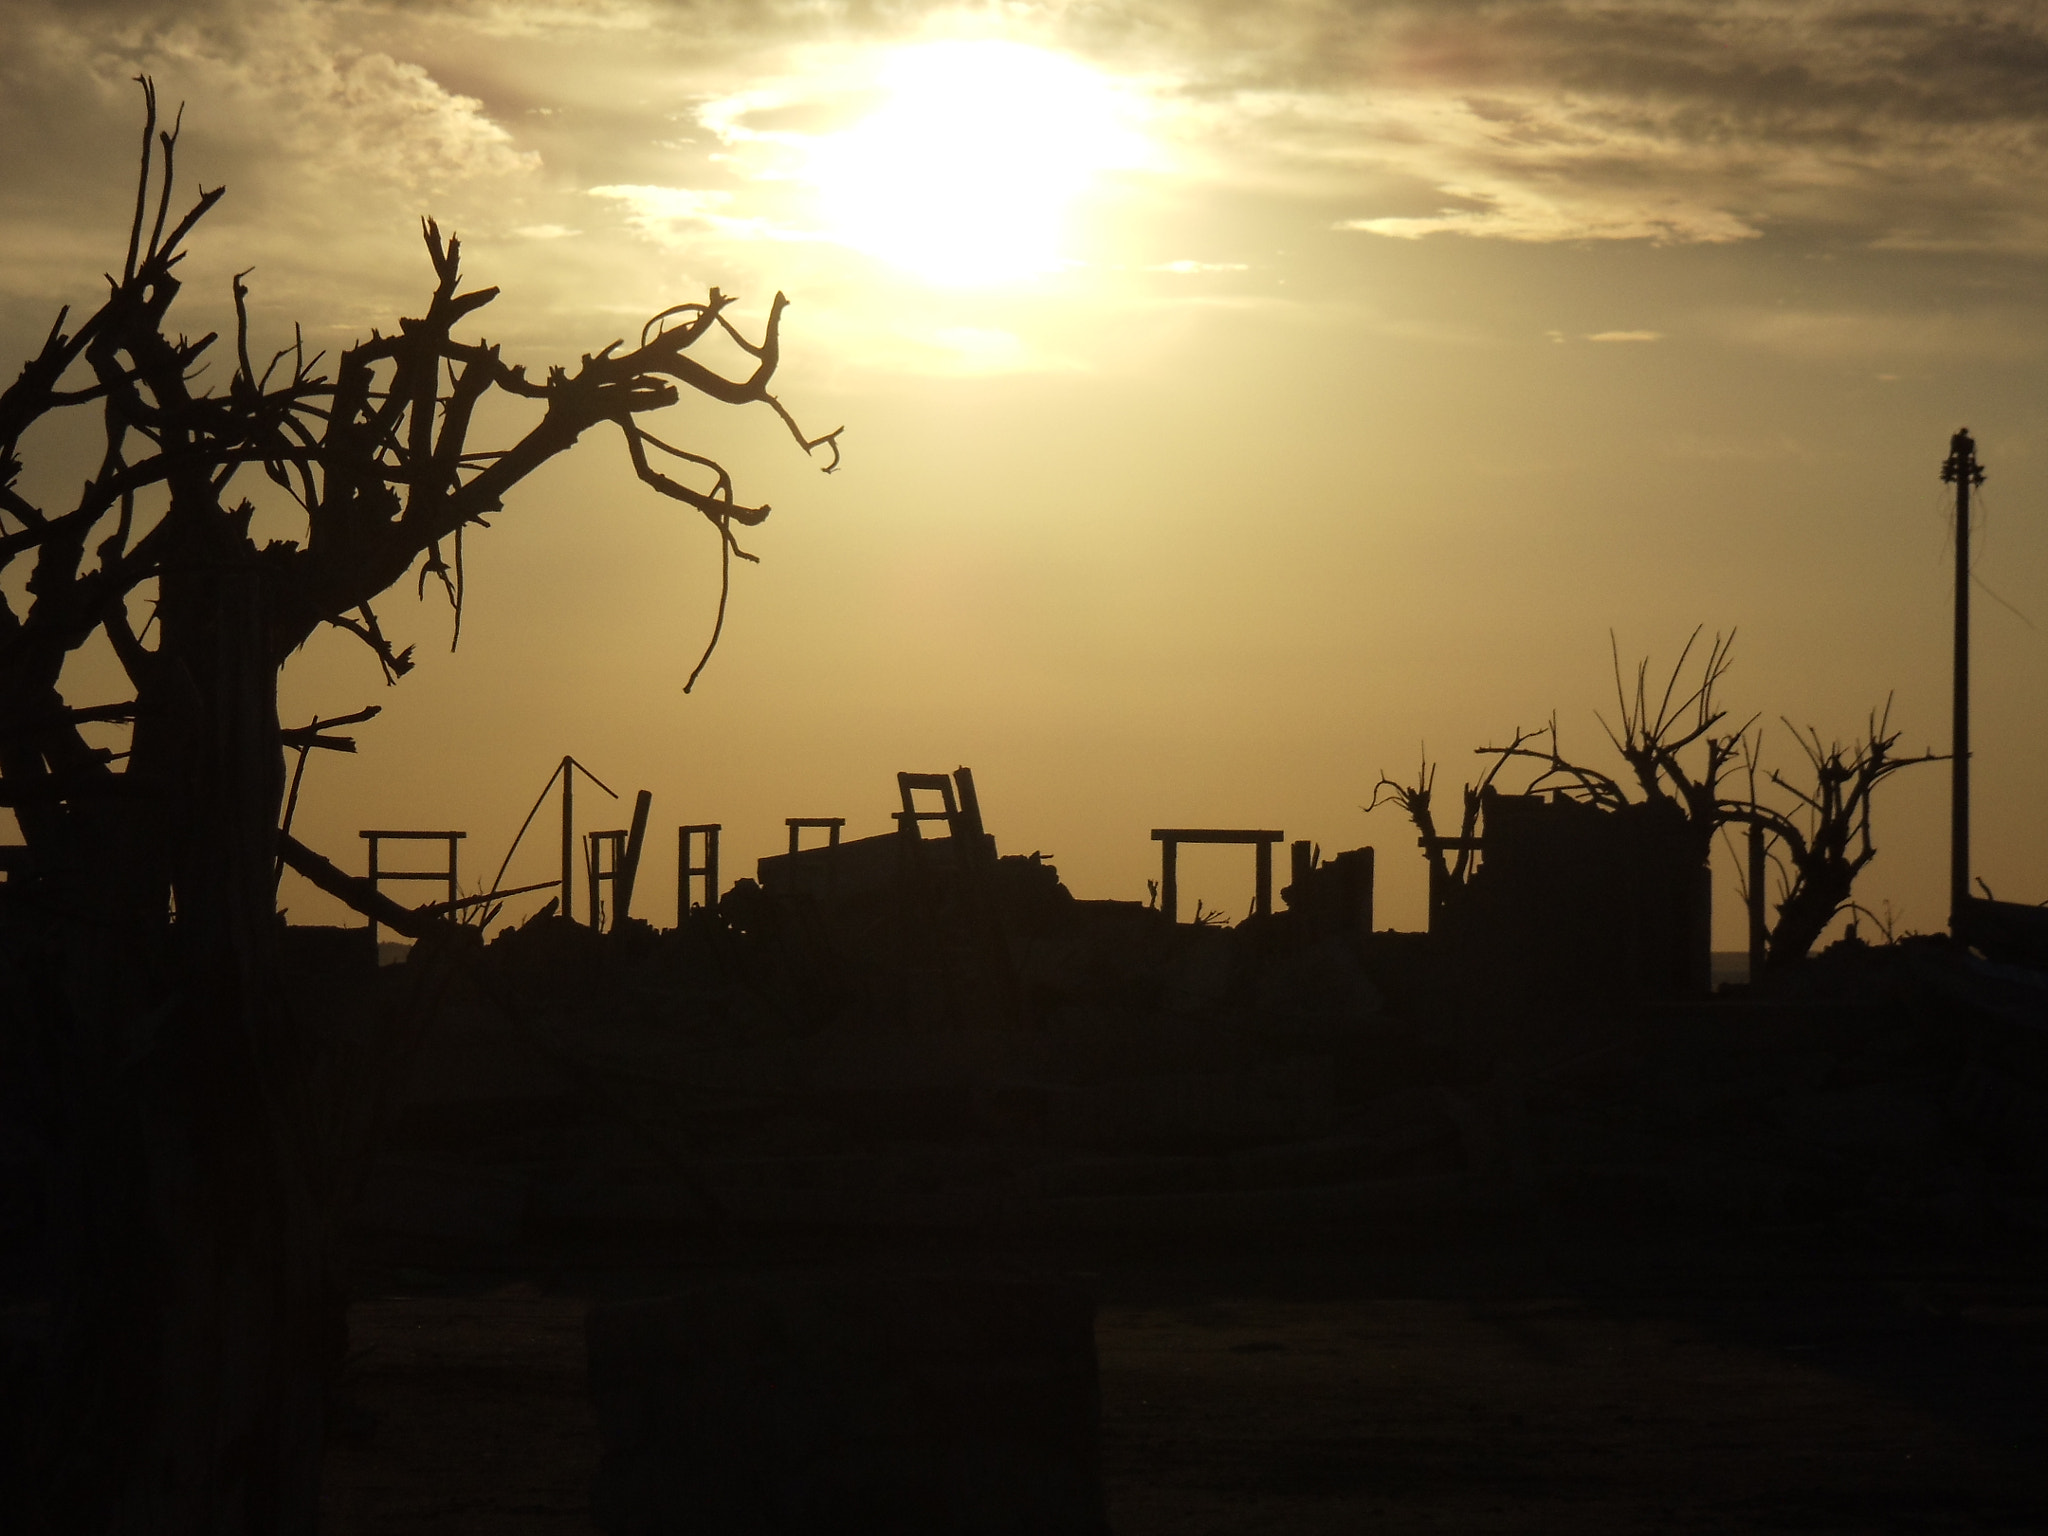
[1435,788,1710,1002]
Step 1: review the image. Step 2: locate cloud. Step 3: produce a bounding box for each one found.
[1711,303,2048,363]
[586,183,845,262]
[1341,197,1756,245]
[1586,330,1663,342]
[1,1,537,192]
[0,0,547,316]
[1300,87,1770,246]
[279,48,540,190]
[591,183,732,235]
[13,0,2048,374]
[1093,3,2048,253]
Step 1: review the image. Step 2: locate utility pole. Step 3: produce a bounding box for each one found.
[1941,428,1985,932]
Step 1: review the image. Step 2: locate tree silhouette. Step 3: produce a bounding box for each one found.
[1373,632,1940,968]
[1,83,836,1532]
[1718,705,1938,966]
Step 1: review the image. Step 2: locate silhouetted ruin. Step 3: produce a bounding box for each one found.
[1378,631,1942,975]
[1430,788,1710,1001]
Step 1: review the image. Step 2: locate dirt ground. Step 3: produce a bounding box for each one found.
[321,1240,2048,1535]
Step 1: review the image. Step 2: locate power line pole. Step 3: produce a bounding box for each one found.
[1941,427,1985,931]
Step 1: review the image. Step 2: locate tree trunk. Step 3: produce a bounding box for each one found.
[1766,868,1852,968]
[35,534,338,1533]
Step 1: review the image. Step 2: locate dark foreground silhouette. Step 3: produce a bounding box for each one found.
[280,801,2048,1534]
[320,1241,2048,1534]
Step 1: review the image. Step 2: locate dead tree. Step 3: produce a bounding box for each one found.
[1478,629,1749,837]
[1718,705,1942,966]
[0,85,836,1533]
[1369,745,1511,923]
[1373,632,1938,966]
[1564,633,1942,963]
[1370,633,1739,917]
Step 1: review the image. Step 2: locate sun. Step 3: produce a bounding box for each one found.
[806,40,1149,288]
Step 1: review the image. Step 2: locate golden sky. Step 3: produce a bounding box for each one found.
[4,0,2046,941]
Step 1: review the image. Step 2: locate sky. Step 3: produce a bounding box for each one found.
[4,0,2047,943]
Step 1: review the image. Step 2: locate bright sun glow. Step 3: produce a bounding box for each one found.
[806,41,1148,287]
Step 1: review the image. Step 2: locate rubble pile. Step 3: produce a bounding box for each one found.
[1515,943,2048,1238]
[342,834,2048,1256]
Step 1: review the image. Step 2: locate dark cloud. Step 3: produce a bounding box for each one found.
[1085,1,2048,248]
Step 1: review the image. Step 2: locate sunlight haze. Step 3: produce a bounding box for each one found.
[3,1,2045,946]
[802,40,1154,286]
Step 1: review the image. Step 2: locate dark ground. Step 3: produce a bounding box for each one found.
[321,1235,2048,1535]
[309,909,2048,1534]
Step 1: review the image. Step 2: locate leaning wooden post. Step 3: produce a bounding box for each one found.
[1746,823,1768,978]
[559,754,574,925]
[1160,837,1178,924]
[366,835,382,948]
[615,789,652,925]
